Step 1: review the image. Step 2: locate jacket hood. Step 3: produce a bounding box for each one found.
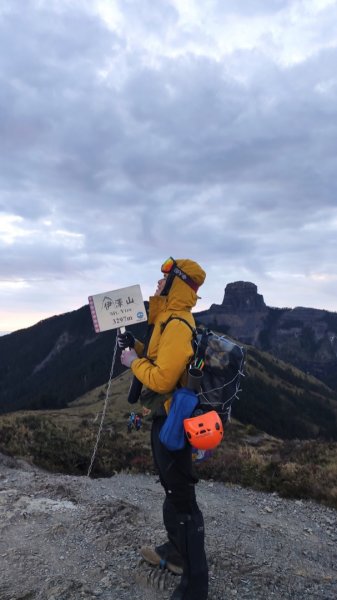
[151,258,206,315]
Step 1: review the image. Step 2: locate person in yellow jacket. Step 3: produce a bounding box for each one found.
[119,257,208,600]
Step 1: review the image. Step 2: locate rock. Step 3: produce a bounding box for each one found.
[1,464,337,600]
[220,282,267,312]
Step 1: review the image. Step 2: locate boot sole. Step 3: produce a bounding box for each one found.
[140,546,183,575]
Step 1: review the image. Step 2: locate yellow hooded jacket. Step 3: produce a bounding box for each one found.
[130,259,206,414]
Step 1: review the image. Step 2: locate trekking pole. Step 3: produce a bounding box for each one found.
[87,333,119,477]
[87,285,148,474]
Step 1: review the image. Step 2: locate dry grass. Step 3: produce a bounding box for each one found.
[1,371,337,508]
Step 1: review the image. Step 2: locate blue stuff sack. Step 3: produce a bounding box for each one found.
[159,388,199,451]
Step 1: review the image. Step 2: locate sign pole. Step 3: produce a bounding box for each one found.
[118,325,129,350]
[87,284,147,476]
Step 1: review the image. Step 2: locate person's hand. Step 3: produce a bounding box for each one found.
[117,331,135,349]
[121,348,138,368]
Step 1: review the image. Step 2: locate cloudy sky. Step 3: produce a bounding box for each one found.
[1,0,337,334]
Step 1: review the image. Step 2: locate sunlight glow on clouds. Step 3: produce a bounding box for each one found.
[1,0,337,331]
[0,215,34,245]
[53,230,84,249]
[0,309,52,333]
[0,280,30,291]
[310,273,337,282]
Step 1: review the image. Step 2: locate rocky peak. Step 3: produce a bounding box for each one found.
[219,281,266,312]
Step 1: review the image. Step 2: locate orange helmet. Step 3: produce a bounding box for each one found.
[184,410,224,450]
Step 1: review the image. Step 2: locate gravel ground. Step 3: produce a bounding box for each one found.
[0,453,336,600]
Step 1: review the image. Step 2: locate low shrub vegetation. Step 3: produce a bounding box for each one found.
[1,376,336,509]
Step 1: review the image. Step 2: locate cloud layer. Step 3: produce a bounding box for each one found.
[1,0,337,332]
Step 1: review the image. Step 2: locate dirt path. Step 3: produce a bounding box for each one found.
[0,453,336,599]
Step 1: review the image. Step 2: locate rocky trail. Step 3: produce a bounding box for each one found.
[0,453,336,600]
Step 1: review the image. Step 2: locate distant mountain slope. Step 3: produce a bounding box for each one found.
[237,346,337,440]
[0,305,147,413]
[1,303,337,440]
[195,281,337,392]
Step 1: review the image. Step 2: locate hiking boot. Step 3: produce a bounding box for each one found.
[140,544,183,575]
[155,541,183,568]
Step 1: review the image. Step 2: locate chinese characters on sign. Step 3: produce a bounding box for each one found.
[102,295,135,311]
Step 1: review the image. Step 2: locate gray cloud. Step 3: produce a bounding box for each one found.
[1,0,337,331]
[212,0,291,16]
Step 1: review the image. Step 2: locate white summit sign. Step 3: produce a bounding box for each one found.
[88,284,147,333]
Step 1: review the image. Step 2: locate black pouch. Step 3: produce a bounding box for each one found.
[140,388,167,417]
[128,376,143,404]
[127,323,154,404]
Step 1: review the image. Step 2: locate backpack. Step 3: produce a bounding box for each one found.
[193,326,246,426]
[162,317,246,426]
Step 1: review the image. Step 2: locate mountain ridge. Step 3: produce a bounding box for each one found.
[195,281,337,391]
[1,281,337,442]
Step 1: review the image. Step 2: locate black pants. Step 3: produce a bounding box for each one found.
[151,416,208,599]
[151,416,198,512]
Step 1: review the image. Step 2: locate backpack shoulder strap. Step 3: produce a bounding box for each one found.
[161,315,196,336]
[161,316,197,356]
[195,328,210,362]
